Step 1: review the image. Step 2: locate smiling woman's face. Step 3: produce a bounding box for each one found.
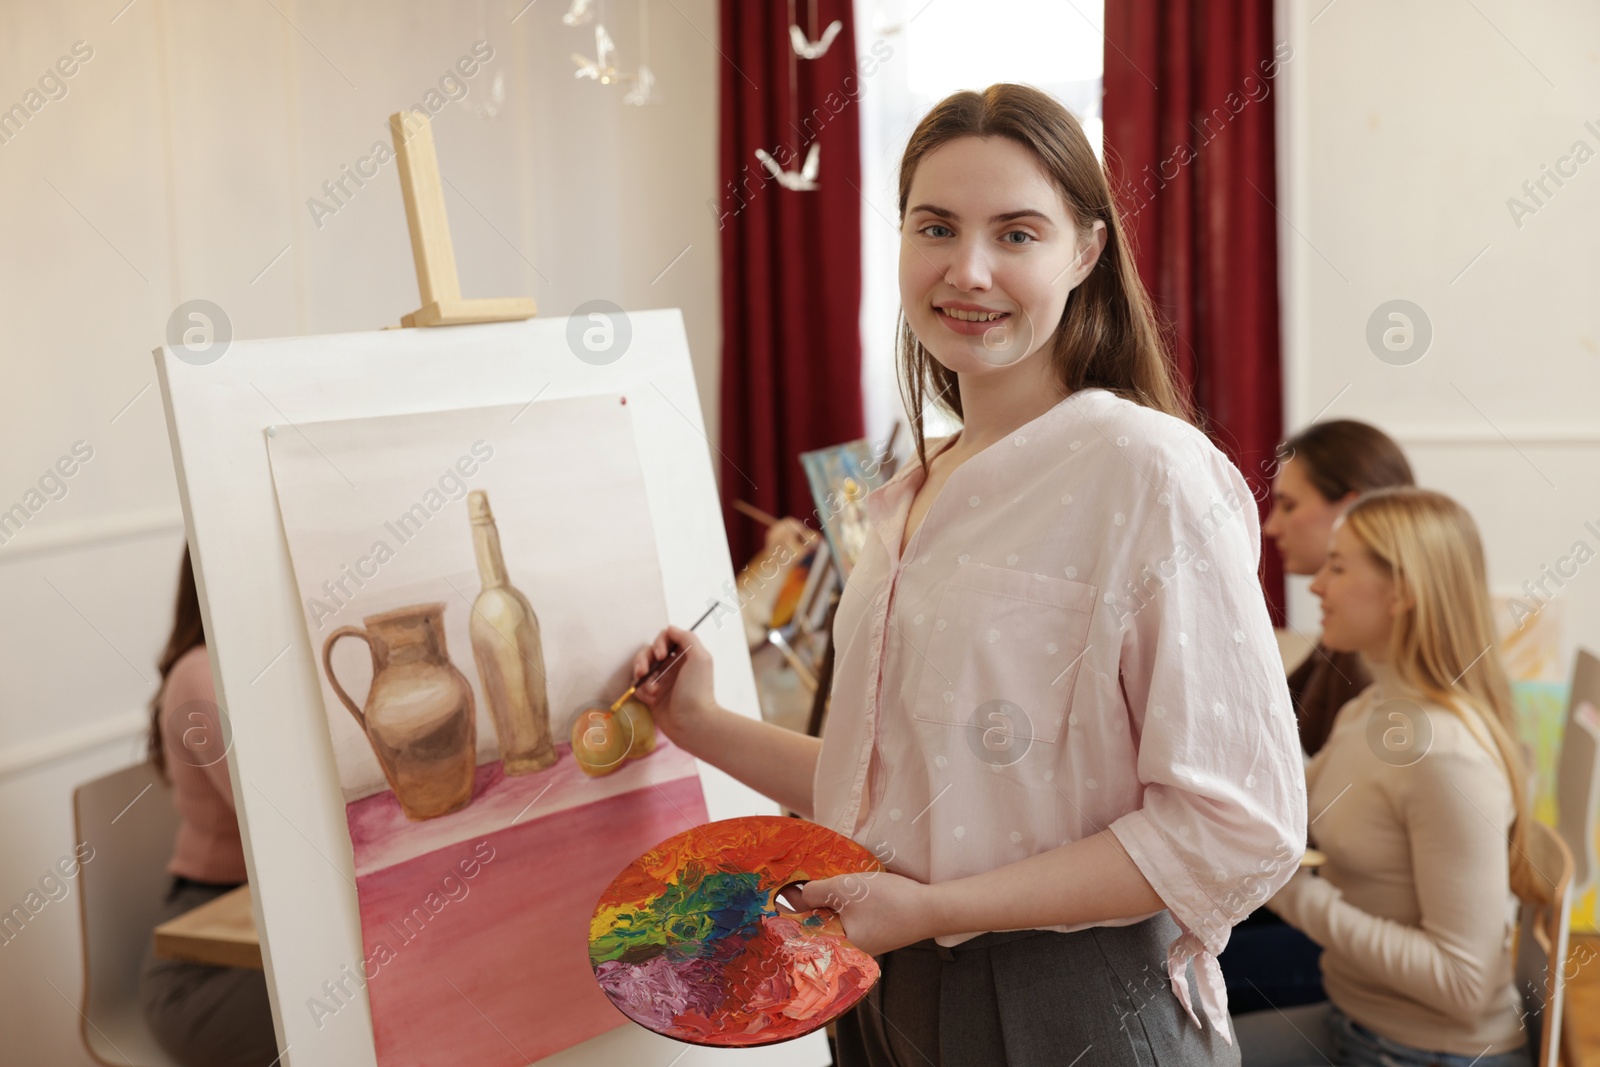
[899,135,1103,374]
[1308,520,1401,659]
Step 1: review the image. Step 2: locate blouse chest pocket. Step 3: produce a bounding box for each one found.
[910,561,1097,750]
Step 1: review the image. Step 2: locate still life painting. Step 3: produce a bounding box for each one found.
[266,393,709,1066]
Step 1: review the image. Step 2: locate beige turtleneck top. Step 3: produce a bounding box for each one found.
[1266,662,1525,1056]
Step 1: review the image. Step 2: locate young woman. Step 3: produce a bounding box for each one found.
[1234,489,1533,1067]
[1263,420,1414,755]
[631,84,1305,1064]
[138,548,278,1067]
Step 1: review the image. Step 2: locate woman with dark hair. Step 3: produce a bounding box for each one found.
[1263,420,1415,756]
[137,547,277,1067]
[629,83,1305,1062]
[1224,421,1416,1017]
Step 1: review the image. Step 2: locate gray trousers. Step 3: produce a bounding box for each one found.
[138,880,280,1067]
[833,914,1239,1067]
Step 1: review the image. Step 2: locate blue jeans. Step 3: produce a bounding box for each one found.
[1233,1002,1532,1067]
[1219,908,1325,1013]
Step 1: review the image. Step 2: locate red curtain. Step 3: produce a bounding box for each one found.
[716,0,865,569]
[1103,0,1287,621]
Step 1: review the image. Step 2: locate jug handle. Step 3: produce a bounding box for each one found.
[322,627,373,730]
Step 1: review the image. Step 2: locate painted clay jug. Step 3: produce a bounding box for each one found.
[322,603,476,820]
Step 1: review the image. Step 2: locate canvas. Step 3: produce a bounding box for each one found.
[266,393,708,1066]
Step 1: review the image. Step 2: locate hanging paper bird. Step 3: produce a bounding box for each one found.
[789,19,843,59]
[562,0,595,26]
[623,65,661,106]
[869,3,905,37]
[573,24,620,83]
[624,0,661,105]
[472,70,507,119]
[755,143,821,192]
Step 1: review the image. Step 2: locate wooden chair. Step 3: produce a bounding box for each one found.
[1515,821,1575,1067]
[72,762,183,1067]
[1557,649,1600,902]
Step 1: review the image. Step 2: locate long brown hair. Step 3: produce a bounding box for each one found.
[1280,420,1415,502]
[148,546,206,780]
[896,83,1192,471]
[1342,488,1538,902]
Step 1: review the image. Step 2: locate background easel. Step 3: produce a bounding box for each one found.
[389,111,538,328]
[144,109,547,983]
[732,421,900,739]
[153,105,832,1064]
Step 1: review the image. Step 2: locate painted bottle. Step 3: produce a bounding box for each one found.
[467,489,558,774]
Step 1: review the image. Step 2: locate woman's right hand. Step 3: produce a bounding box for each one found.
[630,625,717,745]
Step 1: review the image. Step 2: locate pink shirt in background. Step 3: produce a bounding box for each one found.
[162,645,247,884]
[813,388,1306,1040]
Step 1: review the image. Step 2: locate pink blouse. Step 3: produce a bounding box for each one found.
[813,388,1306,1040]
[162,645,248,884]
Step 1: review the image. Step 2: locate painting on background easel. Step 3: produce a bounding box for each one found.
[798,431,897,580]
[266,395,708,1065]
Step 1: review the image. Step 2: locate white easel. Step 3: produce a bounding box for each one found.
[155,110,827,1067]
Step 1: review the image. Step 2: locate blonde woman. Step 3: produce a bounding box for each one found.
[1234,488,1533,1067]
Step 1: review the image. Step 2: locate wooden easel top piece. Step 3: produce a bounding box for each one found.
[390,111,538,328]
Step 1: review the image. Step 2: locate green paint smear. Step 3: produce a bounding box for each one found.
[592,870,769,965]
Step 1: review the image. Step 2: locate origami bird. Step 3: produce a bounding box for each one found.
[572,24,620,83]
[472,70,506,119]
[755,143,821,192]
[623,65,661,106]
[789,19,843,59]
[870,8,905,36]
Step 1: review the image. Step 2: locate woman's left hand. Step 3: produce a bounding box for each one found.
[798,871,937,957]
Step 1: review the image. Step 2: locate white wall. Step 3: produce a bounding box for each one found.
[0,1,719,1063]
[1278,0,1600,668]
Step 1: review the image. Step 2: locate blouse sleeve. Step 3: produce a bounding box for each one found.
[1105,444,1307,1038]
[1285,649,1318,746]
[1293,649,1370,756]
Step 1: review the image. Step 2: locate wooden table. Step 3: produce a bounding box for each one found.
[1274,627,1316,673]
[152,884,262,970]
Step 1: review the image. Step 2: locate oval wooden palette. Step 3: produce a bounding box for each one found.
[589,815,884,1047]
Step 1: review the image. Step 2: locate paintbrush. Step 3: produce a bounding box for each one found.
[609,603,719,713]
